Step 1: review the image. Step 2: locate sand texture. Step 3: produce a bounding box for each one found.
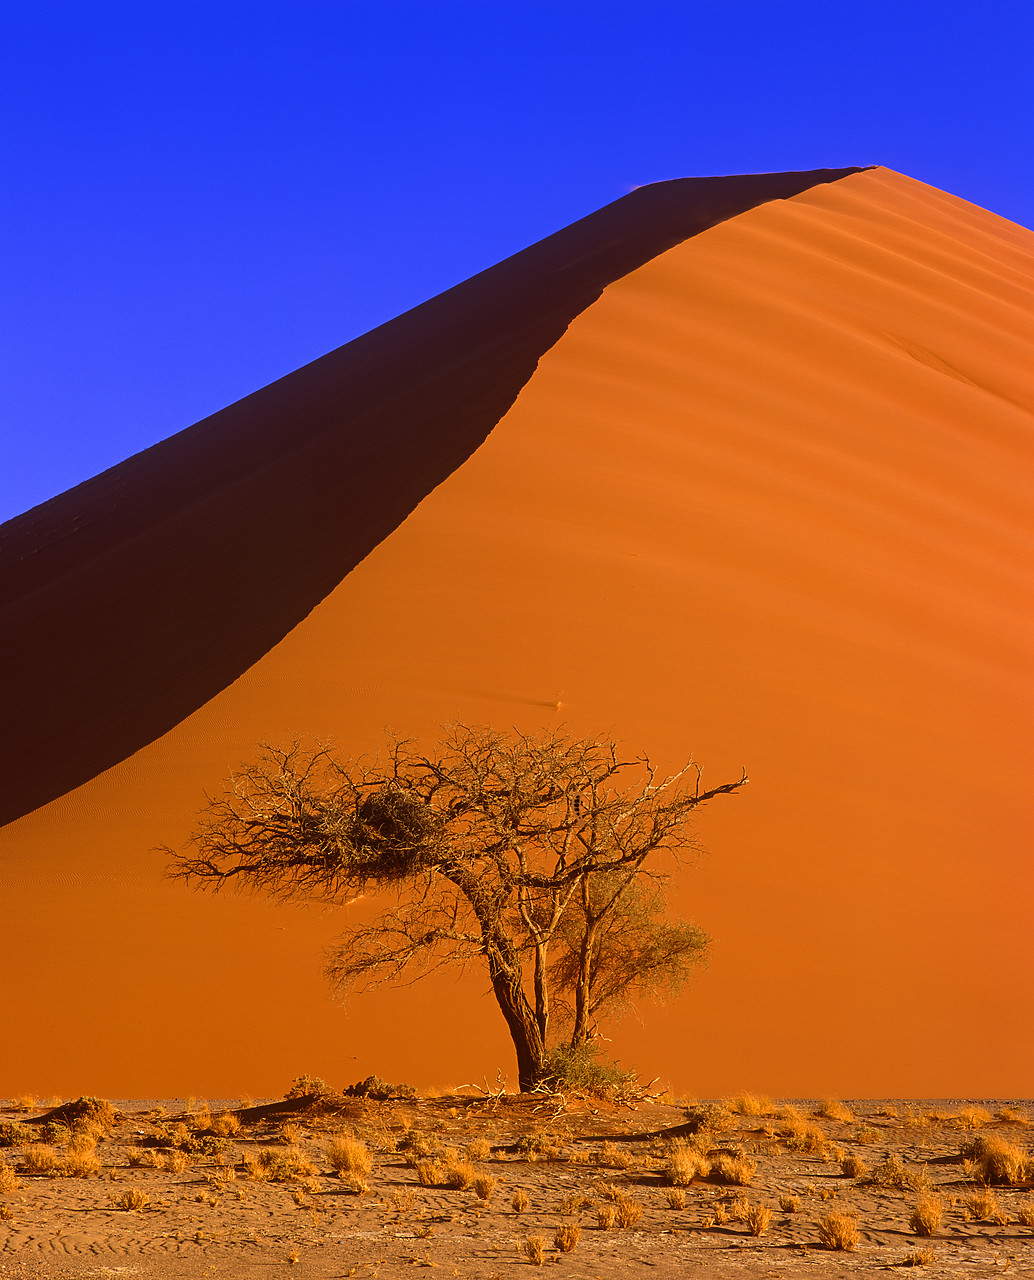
[0,167,1031,1098]
[1,1094,1033,1278]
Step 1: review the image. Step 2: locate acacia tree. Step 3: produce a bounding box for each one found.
[166,725,747,1091]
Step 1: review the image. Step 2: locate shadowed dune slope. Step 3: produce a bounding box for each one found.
[0,167,1031,1097]
[0,167,863,827]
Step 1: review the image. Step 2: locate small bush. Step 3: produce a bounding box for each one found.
[730,1093,770,1116]
[596,1201,615,1229]
[523,1235,545,1265]
[57,1150,101,1178]
[212,1112,242,1137]
[0,1163,19,1193]
[325,1137,372,1181]
[285,1075,329,1099]
[666,1187,686,1209]
[115,1187,150,1211]
[539,1043,635,1099]
[255,1147,317,1183]
[666,1140,709,1186]
[443,1162,476,1190]
[817,1211,859,1251]
[21,1144,58,1175]
[856,1125,880,1144]
[615,1196,642,1228]
[909,1197,942,1236]
[867,1155,930,1192]
[745,1203,773,1236]
[712,1154,757,1186]
[685,1103,736,1135]
[953,1107,991,1129]
[959,1135,1031,1185]
[416,1159,443,1187]
[842,1153,868,1178]
[465,1137,491,1162]
[817,1099,853,1123]
[779,1195,801,1213]
[0,1124,33,1149]
[964,1189,1006,1223]
[553,1223,580,1252]
[901,1248,936,1266]
[511,1188,529,1212]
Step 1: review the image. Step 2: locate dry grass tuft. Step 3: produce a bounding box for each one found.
[56,1149,101,1178]
[779,1194,801,1213]
[959,1135,1031,1185]
[253,1147,317,1184]
[416,1159,443,1187]
[595,1201,615,1229]
[325,1137,372,1184]
[841,1153,868,1178]
[523,1235,545,1265]
[464,1137,491,1162]
[901,1248,936,1266]
[473,1173,496,1200]
[744,1202,773,1236]
[114,1187,150,1211]
[730,1093,771,1116]
[952,1107,992,1130]
[212,1112,242,1137]
[712,1154,757,1186]
[856,1124,881,1144]
[443,1161,476,1190]
[1017,1201,1034,1228]
[817,1099,854,1123]
[817,1211,859,1251]
[615,1195,642,1228]
[666,1139,709,1185]
[511,1188,529,1213]
[867,1155,930,1193]
[21,1144,58,1176]
[0,1205,12,1222]
[0,1163,20,1193]
[665,1187,686,1209]
[909,1196,942,1236]
[963,1189,1007,1223]
[553,1223,580,1252]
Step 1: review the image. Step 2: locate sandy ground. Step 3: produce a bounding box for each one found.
[1,1093,1032,1279]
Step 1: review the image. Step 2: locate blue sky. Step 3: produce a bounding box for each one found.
[3,1,1031,523]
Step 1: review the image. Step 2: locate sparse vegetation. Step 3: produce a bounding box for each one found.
[817,1211,859,1250]
[842,1152,868,1178]
[523,1235,545,1265]
[712,1153,756,1185]
[511,1188,529,1213]
[114,1187,150,1211]
[553,1223,580,1252]
[779,1194,801,1213]
[959,1134,1032,1184]
[909,1196,942,1236]
[817,1099,854,1123]
[666,1139,708,1185]
[325,1136,372,1189]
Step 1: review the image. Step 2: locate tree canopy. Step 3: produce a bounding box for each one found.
[166,724,747,1090]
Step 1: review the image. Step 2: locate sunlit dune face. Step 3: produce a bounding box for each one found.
[1,168,1031,1097]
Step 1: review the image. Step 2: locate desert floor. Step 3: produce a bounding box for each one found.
[1,1090,1032,1279]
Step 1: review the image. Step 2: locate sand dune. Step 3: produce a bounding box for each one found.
[0,167,1030,1098]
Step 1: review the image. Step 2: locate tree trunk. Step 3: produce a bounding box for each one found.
[570,918,598,1048]
[484,938,546,1091]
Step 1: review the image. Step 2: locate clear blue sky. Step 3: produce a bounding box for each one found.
[3,1,1031,523]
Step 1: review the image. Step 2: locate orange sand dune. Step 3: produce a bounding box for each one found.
[0,168,861,828]
[0,167,1031,1099]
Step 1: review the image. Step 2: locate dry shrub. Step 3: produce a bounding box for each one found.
[0,1205,12,1222]
[712,1154,757,1186]
[707,1201,729,1226]
[901,1248,936,1266]
[964,1189,1007,1223]
[615,1196,642,1228]
[21,1144,58,1175]
[128,1148,162,1168]
[473,1173,496,1200]
[730,1093,770,1116]
[391,1187,416,1212]
[867,1155,930,1193]
[523,1235,545,1265]
[464,1136,491,1162]
[416,1159,443,1187]
[325,1137,372,1181]
[686,1103,735,1135]
[114,1187,150,1211]
[0,1123,33,1149]
[995,1107,1029,1125]
[666,1140,709,1186]
[842,1153,868,1178]
[1016,1201,1034,1228]
[0,1163,19,1193]
[953,1107,991,1130]
[817,1099,853,1123]
[212,1112,242,1137]
[909,1197,942,1236]
[443,1162,476,1190]
[959,1135,1031,1185]
[855,1125,880,1144]
[511,1188,529,1213]
[255,1147,317,1183]
[779,1195,801,1213]
[595,1202,615,1229]
[666,1187,686,1209]
[57,1150,101,1178]
[166,1150,189,1174]
[817,1211,859,1251]
[553,1223,580,1252]
[745,1202,773,1236]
